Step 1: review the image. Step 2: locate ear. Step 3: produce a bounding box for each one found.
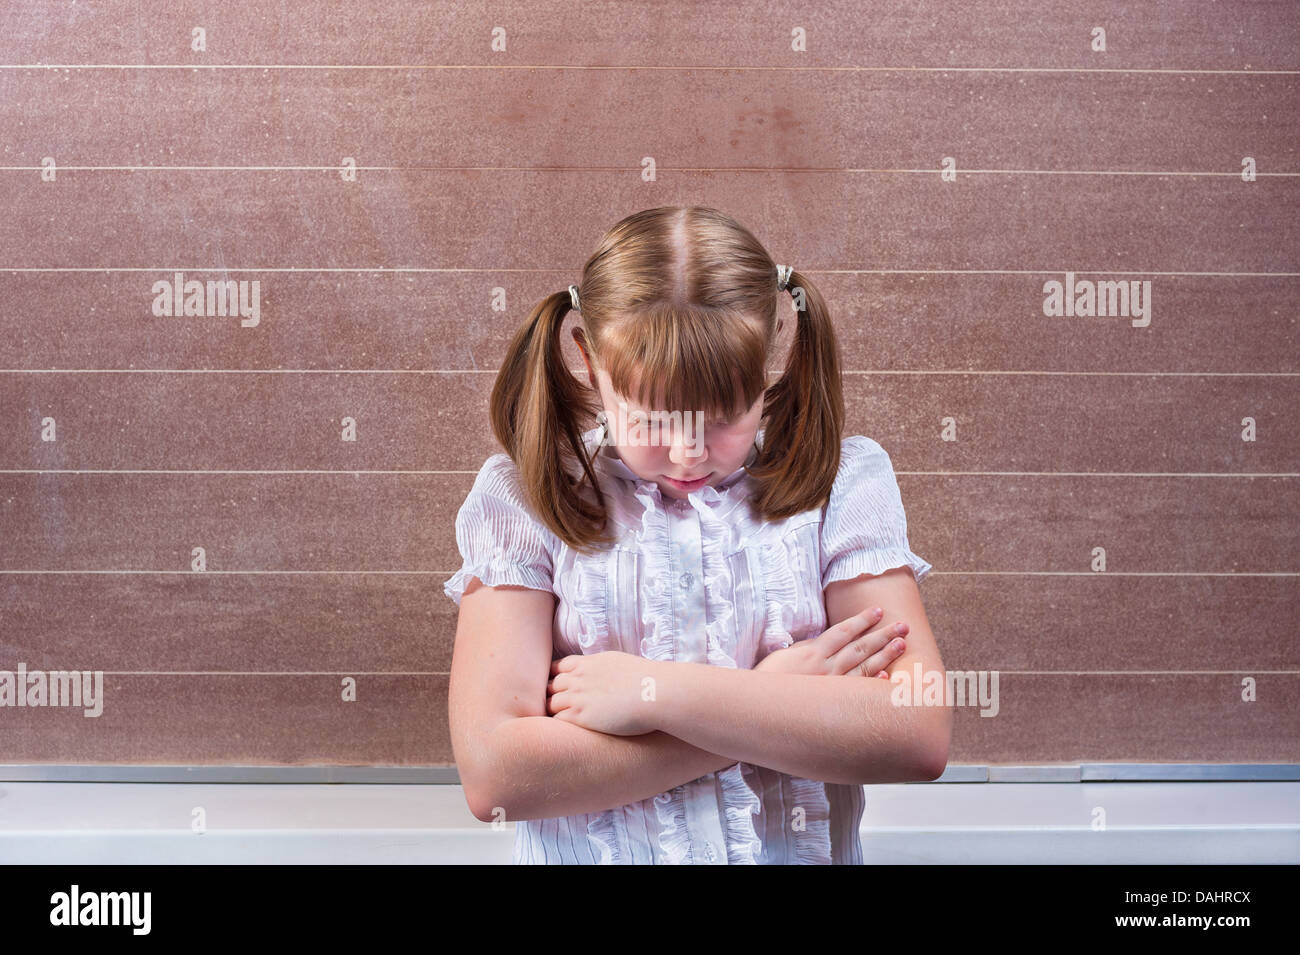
[571,327,597,386]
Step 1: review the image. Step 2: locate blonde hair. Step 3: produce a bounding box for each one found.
[490,205,844,554]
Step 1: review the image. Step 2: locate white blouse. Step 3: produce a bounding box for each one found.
[444,425,932,864]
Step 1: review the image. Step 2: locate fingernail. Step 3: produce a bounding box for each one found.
[872,607,883,617]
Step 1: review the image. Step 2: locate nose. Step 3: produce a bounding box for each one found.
[666,416,707,469]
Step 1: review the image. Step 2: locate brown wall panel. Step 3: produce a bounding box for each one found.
[1,1,1297,69]
[6,70,1297,170]
[2,175,1295,268]
[1,274,1296,374]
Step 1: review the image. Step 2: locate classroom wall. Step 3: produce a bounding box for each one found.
[1,1,1296,768]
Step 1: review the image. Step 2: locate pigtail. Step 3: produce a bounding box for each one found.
[489,290,616,553]
[748,269,845,517]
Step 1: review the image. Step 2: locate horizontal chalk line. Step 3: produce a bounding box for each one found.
[0,469,480,475]
[1,267,1295,276]
[0,64,1296,75]
[1,165,1295,176]
[0,469,1295,477]
[17,669,1298,676]
[1,369,1297,377]
[0,570,1293,577]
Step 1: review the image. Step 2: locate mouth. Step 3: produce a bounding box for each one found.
[663,474,711,491]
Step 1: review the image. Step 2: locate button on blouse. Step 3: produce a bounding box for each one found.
[445,425,932,864]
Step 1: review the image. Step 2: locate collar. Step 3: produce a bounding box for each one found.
[581,425,763,497]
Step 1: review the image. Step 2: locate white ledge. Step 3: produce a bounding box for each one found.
[1,780,1297,863]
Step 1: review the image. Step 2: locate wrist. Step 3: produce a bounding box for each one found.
[649,659,715,740]
[646,659,677,733]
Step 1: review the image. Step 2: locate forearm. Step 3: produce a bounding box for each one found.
[476,716,738,822]
[650,661,950,785]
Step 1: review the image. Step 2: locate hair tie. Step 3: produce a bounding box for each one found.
[568,284,581,311]
[775,264,794,291]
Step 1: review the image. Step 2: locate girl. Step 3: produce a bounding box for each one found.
[444,205,950,864]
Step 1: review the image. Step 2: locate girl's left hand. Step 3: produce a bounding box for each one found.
[547,651,661,736]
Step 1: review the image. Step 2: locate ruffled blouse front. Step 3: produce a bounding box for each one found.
[444,426,932,864]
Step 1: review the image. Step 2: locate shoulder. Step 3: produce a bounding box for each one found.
[460,453,551,535]
[817,435,931,585]
[827,435,896,501]
[470,451,526,498]
[444,453,558,606]
[837,435,890,472]
[819,434,909,533]
[465,451,555,517]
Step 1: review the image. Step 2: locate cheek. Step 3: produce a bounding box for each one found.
[616,443,661,470]
[709,431,754,463]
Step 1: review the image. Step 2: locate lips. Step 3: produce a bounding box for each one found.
[664,474,710,489]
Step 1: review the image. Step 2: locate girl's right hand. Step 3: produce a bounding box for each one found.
[753,607,908,679]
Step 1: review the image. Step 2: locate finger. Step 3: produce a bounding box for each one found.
[831,635,881,676]
[817,606,883,656]
[830,622,903,676]
[850,636,907,678]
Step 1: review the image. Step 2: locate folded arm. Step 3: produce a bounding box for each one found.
[449,581,737,823]
[467,718,739,822]
[648,567,951,783]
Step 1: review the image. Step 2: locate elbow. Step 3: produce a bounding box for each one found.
[462,774,489,823]
[467,792,500,825]
[872,711,950,784]
[456,717,527,823]
[914,741,950,781]
[463,768,504,824]
[454,742,505,824]
[913,710,953,781]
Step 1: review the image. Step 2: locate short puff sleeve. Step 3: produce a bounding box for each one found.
[820,436,932,590]
[443,453,556,607]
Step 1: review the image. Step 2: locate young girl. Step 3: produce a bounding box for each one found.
[444,205,950,864]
